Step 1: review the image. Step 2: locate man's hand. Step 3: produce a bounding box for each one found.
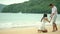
[49,21,50,23]
[50,15,53,22]
[50,14,53,22]
[50,13,54,19]
[50,16,52,19]
[50,15,52,19]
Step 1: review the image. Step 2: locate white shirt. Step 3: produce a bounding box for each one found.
[52,6,57,15]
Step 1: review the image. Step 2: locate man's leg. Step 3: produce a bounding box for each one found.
[53,23,55,31]
[53,22,58,32]
[55,23,58,30]
[52,15,58,32]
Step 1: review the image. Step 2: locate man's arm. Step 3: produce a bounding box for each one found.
[50,13,54,18]
[50,11,56,22]
[50,7,57,18]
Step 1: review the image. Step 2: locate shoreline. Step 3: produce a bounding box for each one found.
[0,24,60,30]
[0,25,60,34]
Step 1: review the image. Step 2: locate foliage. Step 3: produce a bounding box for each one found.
[2,0,60,14]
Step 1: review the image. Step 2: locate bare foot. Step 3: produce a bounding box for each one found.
[52,30,56,32]
[52,30,58,32]
[38,30,41,33]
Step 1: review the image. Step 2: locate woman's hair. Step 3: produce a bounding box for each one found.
[41,13,47,22]
[43,13,47,17]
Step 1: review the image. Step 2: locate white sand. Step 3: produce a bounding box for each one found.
[0,26,60,34]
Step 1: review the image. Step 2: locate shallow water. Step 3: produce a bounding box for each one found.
[0,13,60,29]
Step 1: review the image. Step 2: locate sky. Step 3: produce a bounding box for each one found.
[0,0,29,5]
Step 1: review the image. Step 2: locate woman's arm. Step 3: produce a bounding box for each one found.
[45,18,50,23]
[41,17,44,22]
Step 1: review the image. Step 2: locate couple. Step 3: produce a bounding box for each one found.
[38,4,58,33]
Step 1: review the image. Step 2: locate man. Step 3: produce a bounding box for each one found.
[49,4,58,32]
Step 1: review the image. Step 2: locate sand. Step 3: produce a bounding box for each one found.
[0,25,60,34]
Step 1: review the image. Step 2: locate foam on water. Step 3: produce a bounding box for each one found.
[0,21,52,29]
[0,13,60,29]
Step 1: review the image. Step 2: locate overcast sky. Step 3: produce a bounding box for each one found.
[0,0,29,5]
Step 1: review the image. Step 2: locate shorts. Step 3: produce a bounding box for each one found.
[52,14,57,23]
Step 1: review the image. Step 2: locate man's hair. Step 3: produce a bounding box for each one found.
[49,4,53,6]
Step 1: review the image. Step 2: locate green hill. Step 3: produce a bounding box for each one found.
[0,4,6,12]
[2,0,60,14]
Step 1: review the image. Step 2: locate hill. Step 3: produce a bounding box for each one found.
[0,4,6,12]
[2,0,60,14]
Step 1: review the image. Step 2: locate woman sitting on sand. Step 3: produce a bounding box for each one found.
[38,13,50,33]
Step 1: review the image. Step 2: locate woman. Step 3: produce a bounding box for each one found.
[38,13,50,33]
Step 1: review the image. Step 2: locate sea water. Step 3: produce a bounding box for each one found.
[0,13,60,29]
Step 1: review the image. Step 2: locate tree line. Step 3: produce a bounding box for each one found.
[2,0,60,14]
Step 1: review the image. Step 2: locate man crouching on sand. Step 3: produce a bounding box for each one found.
[49,3,58,32]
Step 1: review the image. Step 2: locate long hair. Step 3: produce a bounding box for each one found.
[41,13,47,22]
[43,13,47,18]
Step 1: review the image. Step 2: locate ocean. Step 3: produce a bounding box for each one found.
[0,13,60,29]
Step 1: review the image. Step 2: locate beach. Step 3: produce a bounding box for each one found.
[0,25,60,34]
[0,13,60,34]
